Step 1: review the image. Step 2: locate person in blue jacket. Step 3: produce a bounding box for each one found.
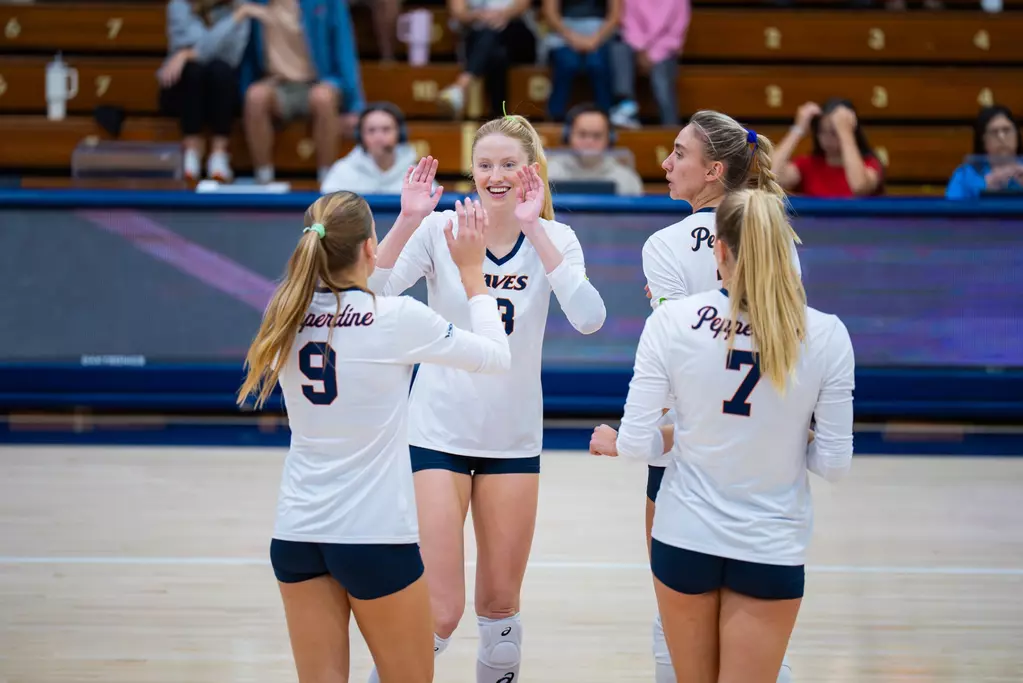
[238,0,366,185]
[946,105,1023,199]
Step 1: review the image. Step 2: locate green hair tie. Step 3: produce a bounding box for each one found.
[304,223,325,239]
[502,101,512,119]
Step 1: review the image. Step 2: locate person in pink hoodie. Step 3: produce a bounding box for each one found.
[609,0,689,128]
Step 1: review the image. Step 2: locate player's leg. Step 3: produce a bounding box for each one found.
[650,539,724,683]
[330,544,434,683]
[469,457,541,683]
[271,539,352,683]
[412,448,474,640]
[645,465,674,683]
[366,448,472,683]
[717,559,803,683]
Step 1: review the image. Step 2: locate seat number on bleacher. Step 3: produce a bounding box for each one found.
[867,28,885,51]
[0,75,6,98]
[95,76,111,98]
[763,27,780,51]
[107,18,123,40]
[871,86,888,109]
[765,85,782,109]
[4,18,20,39]
[412,80,437,102]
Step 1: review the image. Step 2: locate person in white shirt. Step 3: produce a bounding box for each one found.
[365,116,607,683]
[236,189,512,683]
[590,188,855,683]
[320,102,418,195]
[639,109,804,683]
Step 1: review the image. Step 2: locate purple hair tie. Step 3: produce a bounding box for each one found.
[746,128,758,145]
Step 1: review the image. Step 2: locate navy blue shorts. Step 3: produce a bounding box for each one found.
[410,445,540,475]
[651,538,805,601]
[647,465,667,502]
[269,539,424,600]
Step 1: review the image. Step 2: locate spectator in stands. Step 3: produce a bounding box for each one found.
[547,103,643,195]
[320,102,416,195]
[608,0,688,129]
[350,0,402,61]
[438,0,539,118]
[239,0,365,185]
[159,0,252,183]
[771,99,884,198]
[542,0,621,122]
[946,105,1023,200]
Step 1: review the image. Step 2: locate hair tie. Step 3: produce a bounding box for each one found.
[502,101,512,119]
[303,223,325,239]
[746,128,758,146]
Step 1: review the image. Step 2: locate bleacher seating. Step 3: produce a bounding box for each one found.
[1,1,1022,194]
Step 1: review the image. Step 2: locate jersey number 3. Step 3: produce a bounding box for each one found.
[496,298,515,335]
[722,350,760,417]
[299,341,338,405]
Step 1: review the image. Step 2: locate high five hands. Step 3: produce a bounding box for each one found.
[514,166,546,229]
[401,156,444,222]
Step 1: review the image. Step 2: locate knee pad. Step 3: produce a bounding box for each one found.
[776,653,793,683]
[477,614,522,669]
[652,614,672,666]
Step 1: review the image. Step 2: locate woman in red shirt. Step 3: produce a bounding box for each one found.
[771,98,884,198]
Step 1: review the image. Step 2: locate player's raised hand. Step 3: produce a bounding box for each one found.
[589,424,619,457]
[445,198,487,271]
[513,166,546,226]
[400,156,443,221]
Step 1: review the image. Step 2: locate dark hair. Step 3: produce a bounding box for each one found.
[811,98,875,160]
[973,105,1022,155]
[563,102,615,145]
[238,191,375,408]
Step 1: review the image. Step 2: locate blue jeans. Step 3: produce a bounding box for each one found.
[548,44,613,120]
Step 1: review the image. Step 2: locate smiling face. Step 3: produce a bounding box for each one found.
[472,133,536,211]
[360,110,399,159]
[661,125,724,202]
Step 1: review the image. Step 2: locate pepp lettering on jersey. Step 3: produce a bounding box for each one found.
[691,227,716,252]
[298,304,374,333]
[691,305,753,341]
[484,274,530,291]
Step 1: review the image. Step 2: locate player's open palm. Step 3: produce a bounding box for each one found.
[400,156,443,220]
[445,198,487,271]
[514,166,546,225]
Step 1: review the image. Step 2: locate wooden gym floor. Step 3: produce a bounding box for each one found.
[1,445,1021,683]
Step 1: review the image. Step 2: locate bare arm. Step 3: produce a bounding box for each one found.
[837,128,881,196]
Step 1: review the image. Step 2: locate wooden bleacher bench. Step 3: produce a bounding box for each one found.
[3,56,1019,123]
[5,4,1023,64]
[0,114,973,185]
[0,115,468,176]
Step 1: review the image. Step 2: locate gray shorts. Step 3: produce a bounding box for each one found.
[274,80,314,121]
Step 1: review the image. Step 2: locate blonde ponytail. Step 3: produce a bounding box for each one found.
[472,112,555,220]
[716,189,807,391]
[237,191,376,409]
[238,232,323,409]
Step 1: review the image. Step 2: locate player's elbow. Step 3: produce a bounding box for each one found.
[572,303,607,335]
[809,442,853,483]
[477,341,512,374]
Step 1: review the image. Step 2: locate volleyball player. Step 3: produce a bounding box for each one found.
[640,110,802,683]
[236,191,513,683]
[591,188,855,683]
[365,118,607,683]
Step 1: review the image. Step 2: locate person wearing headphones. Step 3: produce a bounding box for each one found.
[320,102,417,195]
[546,103,644,195]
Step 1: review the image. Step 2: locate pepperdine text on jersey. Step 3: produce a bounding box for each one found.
[299,305,374,332]
[691,305,753,340]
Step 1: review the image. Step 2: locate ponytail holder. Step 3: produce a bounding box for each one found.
[746,128,758,146]
[304,223,325,239]
[502,101,512,119]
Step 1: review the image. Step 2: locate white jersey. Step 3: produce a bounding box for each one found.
[273,288,510,544]
[616,289,855,565]
[642,207,803,467]
[368,210,606,458]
